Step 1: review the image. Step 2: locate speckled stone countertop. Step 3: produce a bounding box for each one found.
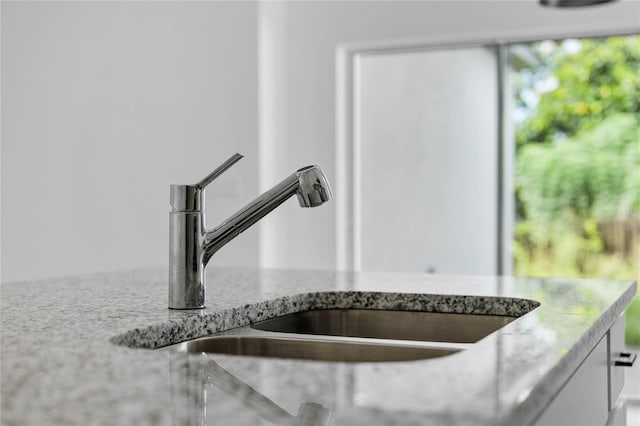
[1,267,636,426]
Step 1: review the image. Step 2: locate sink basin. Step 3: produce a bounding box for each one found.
[167,309,518,362]
[174,335,460,362]
[251,309,516,343]
[146,293,535,363]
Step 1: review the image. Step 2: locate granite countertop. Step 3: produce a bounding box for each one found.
[0,267,636,426]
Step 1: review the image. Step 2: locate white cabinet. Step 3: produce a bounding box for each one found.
[535,316,629,426]
[609,316,626,411]
[536,334,609,426]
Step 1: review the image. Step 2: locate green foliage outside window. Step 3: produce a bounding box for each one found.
[515,36,640,149]
[513,35,640,344]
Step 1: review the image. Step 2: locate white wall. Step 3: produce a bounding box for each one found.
[264,0,640,272]
[1,1,260,282]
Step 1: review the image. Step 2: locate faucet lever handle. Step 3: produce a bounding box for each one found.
[170,153,244,212]
[196,153,244,189]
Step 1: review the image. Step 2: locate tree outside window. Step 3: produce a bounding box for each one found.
[512,35,640,344]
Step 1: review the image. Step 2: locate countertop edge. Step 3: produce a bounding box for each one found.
[506,279,637,426]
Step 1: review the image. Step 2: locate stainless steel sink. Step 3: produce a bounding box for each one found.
[165,309,518,362]
[251,309,516,343]
[174,335,460,362]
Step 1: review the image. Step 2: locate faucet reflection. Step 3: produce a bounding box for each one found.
[170,352,331,426]
[168,153,332,309]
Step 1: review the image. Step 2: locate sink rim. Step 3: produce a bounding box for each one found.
[110,291,540,350]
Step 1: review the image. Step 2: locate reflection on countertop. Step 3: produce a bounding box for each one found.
[170,352,331,426]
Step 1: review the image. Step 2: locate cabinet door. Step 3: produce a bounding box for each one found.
[536,334,609,426]
[609,315,626,410]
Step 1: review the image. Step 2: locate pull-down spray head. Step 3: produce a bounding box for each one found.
[295,165,333,208]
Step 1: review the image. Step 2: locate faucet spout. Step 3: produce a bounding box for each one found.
[202,165,332,266]
[168,156,332,310]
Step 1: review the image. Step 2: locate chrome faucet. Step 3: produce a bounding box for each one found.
[169,153,332,309]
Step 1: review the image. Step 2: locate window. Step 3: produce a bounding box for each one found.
[510,35,640,345]
[350,34,640,345]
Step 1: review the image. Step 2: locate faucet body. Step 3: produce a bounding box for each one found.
[169,155,331,309]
